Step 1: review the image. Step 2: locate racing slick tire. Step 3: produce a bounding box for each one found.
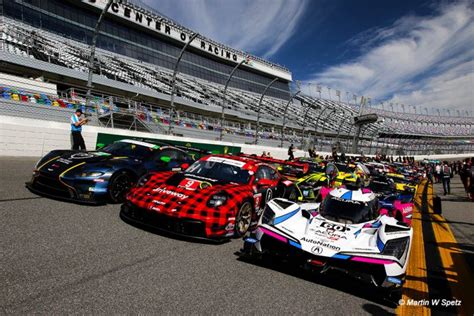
[108,171,134,203]
[235,201,253,237]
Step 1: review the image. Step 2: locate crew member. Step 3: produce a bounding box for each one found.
[70,109,88,150]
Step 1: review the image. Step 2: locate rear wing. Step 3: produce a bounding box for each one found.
[238,153,309,177]
[139,138,212,156]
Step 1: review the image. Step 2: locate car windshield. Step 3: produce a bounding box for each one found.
[320,196,378,224]
[309,164,325,173]
[185,160,250,184]
[368,179,393,193]
[101,141,154,159]
[335,163,354,173]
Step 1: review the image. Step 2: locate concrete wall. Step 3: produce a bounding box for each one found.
[0,115,312,159]
[1,115,472,161]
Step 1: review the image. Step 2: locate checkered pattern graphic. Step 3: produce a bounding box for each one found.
[126,158,292,238]
[127,172,257,238]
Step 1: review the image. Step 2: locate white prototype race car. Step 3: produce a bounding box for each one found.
[241,187,413,292]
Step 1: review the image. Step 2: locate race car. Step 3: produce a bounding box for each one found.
[379,193,414,226]
[238,153,309,180]
[386,173,417,193]
[121,155,297,240]
[241,188,413,292]
[328,162,369,188]
[367,175,397,196]
[26,139,197,204]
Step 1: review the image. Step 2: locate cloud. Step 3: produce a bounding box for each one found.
[140,0,308,58]
[306,1,474,113]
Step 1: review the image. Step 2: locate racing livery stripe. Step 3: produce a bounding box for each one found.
[37,155,60,171]
[273,207,300,225]
[58,162,86,191]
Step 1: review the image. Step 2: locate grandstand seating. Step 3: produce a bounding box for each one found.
[0,16,472,154]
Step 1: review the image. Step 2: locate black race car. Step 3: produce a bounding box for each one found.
[26,139,199,204]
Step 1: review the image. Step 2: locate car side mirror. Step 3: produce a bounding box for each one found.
[160,156,171,163]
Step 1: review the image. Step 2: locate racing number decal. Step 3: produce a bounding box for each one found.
[178,179,200,190]
[253,193,263,215]
[320,221,350,232]
[265,188,273,203]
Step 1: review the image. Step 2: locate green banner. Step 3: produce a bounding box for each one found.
[96,132,241,156]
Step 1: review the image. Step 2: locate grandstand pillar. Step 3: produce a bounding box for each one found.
[280,90,300,147]
[254,78,279,144]
[86,0,114,116]
[321,108,337,151]
[300,101,315,148]
[168,32,199,135]
[220,59,247,141]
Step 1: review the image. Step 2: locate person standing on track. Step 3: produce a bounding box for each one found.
[288,144,295,161]
[70,109,88,150]
[441,161,452,195]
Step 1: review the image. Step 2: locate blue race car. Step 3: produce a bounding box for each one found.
[26,139,198,204]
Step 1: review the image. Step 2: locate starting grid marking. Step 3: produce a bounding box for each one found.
[397,181,474,315]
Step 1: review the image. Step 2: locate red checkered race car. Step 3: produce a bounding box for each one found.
[120,155,296,240]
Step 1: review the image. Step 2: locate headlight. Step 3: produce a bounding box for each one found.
[382,237,409,259]
[207,193,228,207]
[261,205,275,225]
[79,171,104,178]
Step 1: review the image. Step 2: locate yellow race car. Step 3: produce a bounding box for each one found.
[386,173,417,193]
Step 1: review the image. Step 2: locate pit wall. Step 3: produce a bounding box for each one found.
[1,115,472,161]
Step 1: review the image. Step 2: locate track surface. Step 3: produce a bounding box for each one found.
[0,157,402,314]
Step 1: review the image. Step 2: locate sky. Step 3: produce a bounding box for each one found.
[140,0,474,115]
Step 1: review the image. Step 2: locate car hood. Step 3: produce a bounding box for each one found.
[128,172,250,215]
[36,151,133,176]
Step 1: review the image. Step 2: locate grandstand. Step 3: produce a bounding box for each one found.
[0,0,472,156]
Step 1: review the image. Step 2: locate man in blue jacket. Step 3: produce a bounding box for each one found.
[70,109,88,150]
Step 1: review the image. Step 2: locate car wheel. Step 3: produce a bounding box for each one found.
[235,201,253,237]
[108,171,133,203]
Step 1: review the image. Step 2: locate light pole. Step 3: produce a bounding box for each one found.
[168,32,199,135]
[254,78,279,144]
[280,90,301,147]
[219,59,247,141]
[86,0,114,115]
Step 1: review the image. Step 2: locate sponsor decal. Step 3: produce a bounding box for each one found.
[225,222,235,231]
[57,158,73,165]
[300,237,341,251]
[265,188,273,203]
[70,153,95,160]
[310,228,347,241]
[153,187,189,200]
[206,156,246,167]
[402,206,413,214]
[331,196,363,205]
[152,200,166,205]
[311,246,323,254]
[321,221,350,232]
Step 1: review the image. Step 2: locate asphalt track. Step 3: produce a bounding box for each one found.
[0,157,472,315]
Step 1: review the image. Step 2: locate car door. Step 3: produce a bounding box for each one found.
[254,165,282,208]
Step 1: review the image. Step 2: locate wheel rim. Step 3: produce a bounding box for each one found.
[111,174,131,201]
[236,203,252,235]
